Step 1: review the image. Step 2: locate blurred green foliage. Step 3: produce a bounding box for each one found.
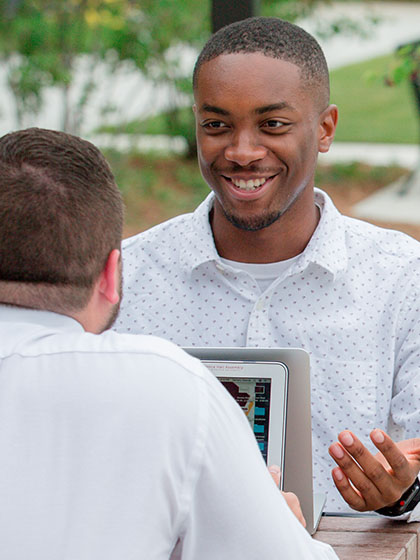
[0,0,325,141]
[0,0,208,131]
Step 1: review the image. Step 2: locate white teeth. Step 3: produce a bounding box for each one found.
[232,177,267,191]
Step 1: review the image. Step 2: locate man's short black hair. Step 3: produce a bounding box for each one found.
[193,17,330,106]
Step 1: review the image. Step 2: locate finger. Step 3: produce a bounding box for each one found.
[338,431,377,468]
[404,438,420,462]
[282,491,306,527]
[331,467,367,511]
[370,429,415,486]
[268,464,281,488]
[329,440,384,507]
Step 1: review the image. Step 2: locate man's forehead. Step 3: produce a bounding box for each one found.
[194,53,305,105]
[197,51,301,78]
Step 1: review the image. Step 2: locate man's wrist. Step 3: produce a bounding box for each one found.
[375,479,420,517]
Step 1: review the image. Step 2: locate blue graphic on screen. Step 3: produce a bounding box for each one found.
[219,377,271,462]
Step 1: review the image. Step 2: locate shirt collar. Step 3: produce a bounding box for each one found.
[297,188,348,278]
[0,305,84,332]
[180,189,348,278]
[180,193,220,272]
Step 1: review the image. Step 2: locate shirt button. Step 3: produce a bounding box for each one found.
[256,299,266,311]
[215,263,225,273]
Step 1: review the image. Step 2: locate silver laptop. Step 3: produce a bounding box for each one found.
[183,347,326,535]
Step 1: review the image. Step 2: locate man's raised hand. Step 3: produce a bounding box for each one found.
[329,430,420,512]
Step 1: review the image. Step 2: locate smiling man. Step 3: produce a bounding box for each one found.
[116,17,420,519]
[193,49,335,263]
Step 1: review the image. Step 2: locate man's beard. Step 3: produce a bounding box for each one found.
[223,207,283,232]
[102,299,121,331]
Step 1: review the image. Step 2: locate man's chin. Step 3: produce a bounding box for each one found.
[224,210,283,232]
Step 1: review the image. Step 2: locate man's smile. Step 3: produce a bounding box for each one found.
[217,171,280,200]
[221,173,279,192]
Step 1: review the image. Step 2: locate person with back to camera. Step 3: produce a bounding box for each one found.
[0,127,338,559]
[116,17,420,520]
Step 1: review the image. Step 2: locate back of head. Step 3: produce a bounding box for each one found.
[193,16,330,107]
[0,128,123,313]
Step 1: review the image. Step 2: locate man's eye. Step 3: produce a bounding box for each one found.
[203,121,228,130]
[263,120,285,129]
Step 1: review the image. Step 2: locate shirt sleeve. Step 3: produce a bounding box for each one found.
[392,279,420,437]
[387,278,420,523]
[176,366,338,560]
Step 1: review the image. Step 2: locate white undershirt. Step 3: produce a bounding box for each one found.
[219,254,301,292]
[219,204,321,292]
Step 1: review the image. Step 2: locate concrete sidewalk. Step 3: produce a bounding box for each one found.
[319,142,419,168]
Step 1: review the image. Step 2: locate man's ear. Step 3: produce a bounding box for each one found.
[318,104,338,153]
[98,249,121,305]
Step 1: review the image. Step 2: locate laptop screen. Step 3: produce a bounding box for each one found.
[202,360,287,471]
[218,377,271,462]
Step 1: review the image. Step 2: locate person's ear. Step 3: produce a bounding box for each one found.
[98,249,121,305]
[318,104,338,153]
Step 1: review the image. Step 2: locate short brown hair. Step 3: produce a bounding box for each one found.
[0,128,124,312]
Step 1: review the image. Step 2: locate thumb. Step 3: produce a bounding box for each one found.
[268,464,281,488]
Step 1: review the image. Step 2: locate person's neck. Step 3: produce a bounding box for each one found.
[211,197,320,264]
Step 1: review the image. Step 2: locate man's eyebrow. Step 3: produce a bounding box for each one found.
[255,102,296,114]
[200,104,230,116]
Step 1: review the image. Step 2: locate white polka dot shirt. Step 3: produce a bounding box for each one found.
[116,189,420,513]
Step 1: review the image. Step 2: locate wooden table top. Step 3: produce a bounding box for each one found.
[314,515,420,560]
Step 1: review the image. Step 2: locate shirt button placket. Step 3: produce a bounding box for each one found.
[247,295,270,346]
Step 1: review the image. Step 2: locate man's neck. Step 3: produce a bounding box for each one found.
[210,198,320,264]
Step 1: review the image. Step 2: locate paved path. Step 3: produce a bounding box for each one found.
[319,142,419,168]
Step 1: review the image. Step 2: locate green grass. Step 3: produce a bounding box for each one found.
[330,54,419,144]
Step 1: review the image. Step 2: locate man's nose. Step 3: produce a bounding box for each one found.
[224,131,267,167]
